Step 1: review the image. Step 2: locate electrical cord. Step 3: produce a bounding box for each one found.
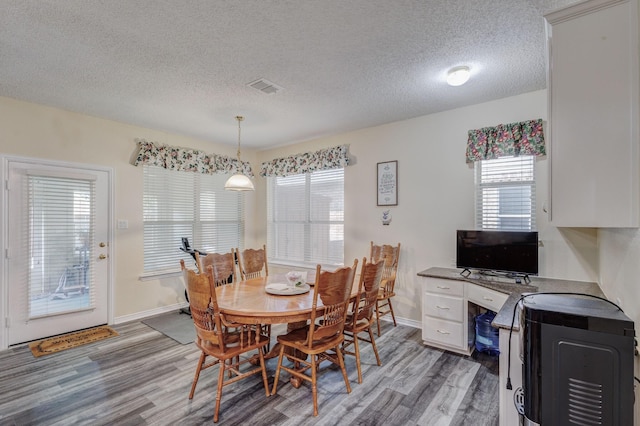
[506,292,624,390]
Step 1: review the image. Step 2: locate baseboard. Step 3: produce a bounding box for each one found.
[114,302,422,331]
[380,315,421,330]
[114,301,189,325]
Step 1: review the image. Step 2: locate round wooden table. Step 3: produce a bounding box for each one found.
[215,276,321,325]
[215,274,358,387]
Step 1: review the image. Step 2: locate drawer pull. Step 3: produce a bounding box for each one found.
[436,285,450,290]
[436,329,450,335]
[436,305,450,310]
[482,296,494,301]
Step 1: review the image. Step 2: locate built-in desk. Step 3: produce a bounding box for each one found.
[417,267,603,426]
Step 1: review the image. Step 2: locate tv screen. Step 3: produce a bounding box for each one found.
[456,230,538,275]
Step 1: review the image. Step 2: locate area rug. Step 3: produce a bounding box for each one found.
[142,312,195,345]
[29,325,119,358]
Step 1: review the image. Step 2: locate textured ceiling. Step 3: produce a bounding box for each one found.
[0,0,582,149]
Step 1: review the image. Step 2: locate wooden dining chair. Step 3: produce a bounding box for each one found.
[342,257,384,384]
[236,244,272,348]
[196,250,236,286]
[370,241,401,336]
[271,259,358,417]
[237,244,268,280]
[180,260,270,423]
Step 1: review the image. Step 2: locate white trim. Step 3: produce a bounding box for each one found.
[379,315,421,330]
[113,301,189,324]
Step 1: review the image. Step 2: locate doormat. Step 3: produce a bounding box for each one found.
[28,325,119,358]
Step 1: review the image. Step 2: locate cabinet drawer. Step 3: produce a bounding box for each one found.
[425,278,464,297]
[423,317,464,349]
[467,284,508,313]
[423,293,464,322]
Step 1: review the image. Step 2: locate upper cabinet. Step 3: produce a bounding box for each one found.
[546,0,639,227]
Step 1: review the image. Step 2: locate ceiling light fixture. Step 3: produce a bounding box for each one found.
[224,116,255,191]
[446,66,471,86]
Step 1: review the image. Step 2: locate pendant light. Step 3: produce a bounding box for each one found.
[225,115,255,191]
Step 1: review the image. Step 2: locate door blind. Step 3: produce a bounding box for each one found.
[27,174,96,318]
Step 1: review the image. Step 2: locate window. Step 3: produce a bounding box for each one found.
[267,168,344,267]
[143,165,244,276]
[475,156,536,231]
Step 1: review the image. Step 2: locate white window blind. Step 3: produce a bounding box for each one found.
[267,168,344,267]
[143,165,244,275]
[27,174,96,318]
[475,156,536,231]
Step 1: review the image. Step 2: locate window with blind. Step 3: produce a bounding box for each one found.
[143,165,244,275]
[475,156,536,231]
[267,168,344,267]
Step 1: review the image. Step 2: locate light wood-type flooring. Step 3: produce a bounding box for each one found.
[0,317,499,425]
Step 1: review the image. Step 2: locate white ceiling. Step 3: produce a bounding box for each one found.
[0,0,581,149]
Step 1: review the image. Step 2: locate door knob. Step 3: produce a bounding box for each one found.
[99,254,107,260]
[99,242,106,247]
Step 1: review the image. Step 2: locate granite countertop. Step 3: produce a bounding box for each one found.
[418,267,604,331]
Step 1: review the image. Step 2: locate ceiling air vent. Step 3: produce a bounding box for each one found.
[247,78,283,95]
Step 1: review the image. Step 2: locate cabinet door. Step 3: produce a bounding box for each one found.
[467,284,508,313]
[424,277,464,297]
[546,0,639,227]
[424,293,464,322]
[422,317,464,349]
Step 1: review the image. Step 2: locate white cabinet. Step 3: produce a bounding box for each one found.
[546,0,640,227]
[422,277,508,356]
[467,284,508,314]
[499,328,523,426]
[422,277,472,355]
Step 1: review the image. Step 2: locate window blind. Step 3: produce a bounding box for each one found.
[267,168,344,267]
[27,174,96,318]
[143,165,244,275]
[475,156,536,231]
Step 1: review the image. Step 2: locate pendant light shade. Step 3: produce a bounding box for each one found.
[224,173,254,191]
[225,115,255,191]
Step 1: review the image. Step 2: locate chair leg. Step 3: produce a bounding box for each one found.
[271,344,286,396]
[336,344,352,394]
[375,300,382,337]
[367,326,382,366]
[311,354,319,416]
[213,357,226,423]
[258,348,270,397]
[388,298,397,327]
[189,351,207,399]
[353,332,362,384]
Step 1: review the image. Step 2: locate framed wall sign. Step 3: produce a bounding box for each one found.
[377,160,398,206]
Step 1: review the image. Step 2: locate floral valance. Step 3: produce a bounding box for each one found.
[260,144,350,177]
[466,119,546,163]
[133,139,254,177]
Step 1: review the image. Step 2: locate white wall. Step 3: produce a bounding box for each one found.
[258,89,598,325]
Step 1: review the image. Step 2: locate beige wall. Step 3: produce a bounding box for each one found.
[1,90,602,327]
[598,228,640,422]
[0,95,260,321]
[258,89,598,325]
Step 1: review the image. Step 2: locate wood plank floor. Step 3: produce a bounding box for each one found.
[0,318,499,425]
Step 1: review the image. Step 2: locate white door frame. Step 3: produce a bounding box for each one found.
[0,155,114,350]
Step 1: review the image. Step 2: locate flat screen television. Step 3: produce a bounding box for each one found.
[456,230,538,276]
